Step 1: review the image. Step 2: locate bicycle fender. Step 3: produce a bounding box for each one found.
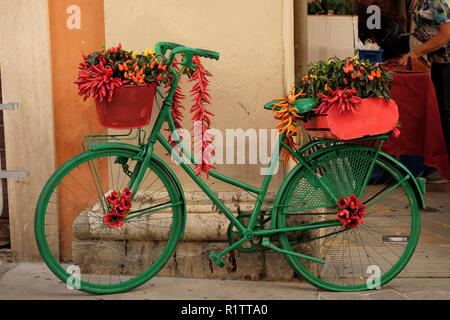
[271,146,426,228]
[88,142,187,240]
[378,151,426,209]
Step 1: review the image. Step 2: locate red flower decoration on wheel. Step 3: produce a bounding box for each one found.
[106,190,120,205]
[104,212,126,228]
[104,187,133,228]
[336,195,366,229]
[122,187,132,200]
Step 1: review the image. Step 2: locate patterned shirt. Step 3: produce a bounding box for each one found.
[414,0,450,64]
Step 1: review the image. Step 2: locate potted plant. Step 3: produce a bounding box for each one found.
[308,0,355,15]
[296,56,400,140]
[74,44,170,129]
[75,43,217,177]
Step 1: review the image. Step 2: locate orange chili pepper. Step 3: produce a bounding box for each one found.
[376,68,382,78]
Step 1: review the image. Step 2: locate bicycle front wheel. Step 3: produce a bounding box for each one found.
[276,144,421,291]
[35,146,185,294]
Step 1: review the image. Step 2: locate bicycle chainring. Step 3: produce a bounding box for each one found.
[227,214,269,253]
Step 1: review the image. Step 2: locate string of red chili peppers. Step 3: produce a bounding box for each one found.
[164,56,215,177]
[75,46,125,103]
[189,56,215,177]
[165,57,186,154]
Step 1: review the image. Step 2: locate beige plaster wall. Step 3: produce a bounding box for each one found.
[104,0,292,192]
[0,0,56,259]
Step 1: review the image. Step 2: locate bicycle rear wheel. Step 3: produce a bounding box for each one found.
[276,144,421,291]
[35,146,185,294]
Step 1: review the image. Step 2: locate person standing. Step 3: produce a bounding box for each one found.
[400,0,450,183]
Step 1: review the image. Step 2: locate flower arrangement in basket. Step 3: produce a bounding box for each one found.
[297,56,400,140]
[75,44,216,178]
[74,44,171,129]
[271,56,400,164]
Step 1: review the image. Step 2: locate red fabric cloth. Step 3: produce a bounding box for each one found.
[383,72,450,179]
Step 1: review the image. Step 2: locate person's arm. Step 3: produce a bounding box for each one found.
[399,22,450,65]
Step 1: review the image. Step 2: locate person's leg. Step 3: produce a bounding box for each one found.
[431,62,450,162]
[426,63,450,183]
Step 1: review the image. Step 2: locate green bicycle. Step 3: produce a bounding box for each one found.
[34,42,424,294]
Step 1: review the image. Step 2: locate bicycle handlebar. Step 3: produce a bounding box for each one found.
[154,42,184,56]
[154,41,220,69]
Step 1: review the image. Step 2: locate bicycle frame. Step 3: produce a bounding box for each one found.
[102,56,347,263]
[101,47,403,265]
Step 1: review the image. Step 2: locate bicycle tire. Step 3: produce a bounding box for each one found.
[276,144,421,291]
[35,145,185,294]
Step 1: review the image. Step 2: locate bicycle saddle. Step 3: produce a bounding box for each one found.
[264,97,318,114]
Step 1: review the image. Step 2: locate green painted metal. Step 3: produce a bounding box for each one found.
[123,200,184,222]
[254,219,342,236]
[374,151,426,209]
[82,129,147,151]
[297,133,390,155]
[416,177,426,194]
[156,132,247,235]
[357,138,383,199]
[208,171,262,194]
[261,237,325,264]
[280,138,338,203]
[35,42,424,294]
[264,97,318,113]
[227,214,269,252]
[365,175,410,208]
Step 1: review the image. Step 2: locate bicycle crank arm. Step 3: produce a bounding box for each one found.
[261,237,325,264]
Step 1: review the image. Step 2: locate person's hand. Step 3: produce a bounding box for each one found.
[399,51,418,66]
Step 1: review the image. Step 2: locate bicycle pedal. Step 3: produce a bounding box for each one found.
[209,251,226,268]
[262,237,270,247]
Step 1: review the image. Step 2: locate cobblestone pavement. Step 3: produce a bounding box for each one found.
[0,183,449,300]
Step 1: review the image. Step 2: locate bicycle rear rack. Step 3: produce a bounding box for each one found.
[82,128,147,151]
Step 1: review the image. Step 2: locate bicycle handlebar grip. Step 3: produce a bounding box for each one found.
[194,48,220,61]
[166,46,220,68]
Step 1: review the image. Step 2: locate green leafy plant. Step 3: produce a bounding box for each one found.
[296,56,393,101]
[308,0,355,15]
